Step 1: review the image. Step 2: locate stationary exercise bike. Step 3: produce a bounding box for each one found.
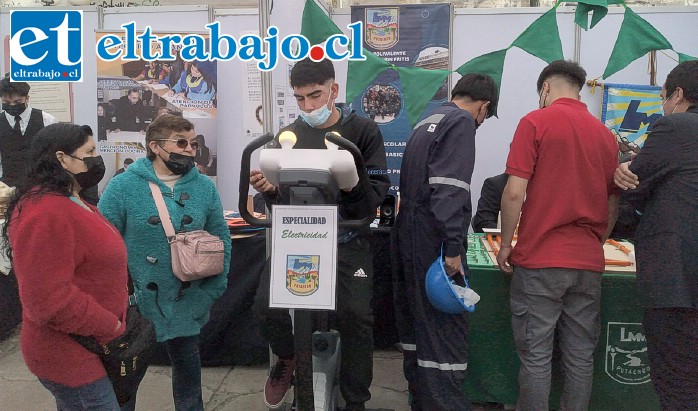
[239,131,374,411]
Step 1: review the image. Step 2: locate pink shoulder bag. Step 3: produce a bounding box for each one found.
[149,182,225,281]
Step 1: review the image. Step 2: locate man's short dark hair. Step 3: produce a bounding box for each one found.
[290,58,335,89]
[0,77,30,98]
[123,158,134,166]
[537,60,586,93]
[127,88,141,96]
[145,114,194,160]
[451,73,499,118]
[665,60,698,104]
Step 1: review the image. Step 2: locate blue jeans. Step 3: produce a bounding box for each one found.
[165,335,204,411]
[39,376,120,411]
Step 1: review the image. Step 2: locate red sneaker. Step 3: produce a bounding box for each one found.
[263,358,296,409]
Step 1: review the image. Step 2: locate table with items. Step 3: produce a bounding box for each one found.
[463,233,660,410]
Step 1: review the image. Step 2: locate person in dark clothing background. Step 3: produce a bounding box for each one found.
[0,78,59,188]
[110,88,152,133]
[249,58,389,411]
[113,157,134,177]
[471,172,508,233]
[97,103,114,142]
[194,134,212,175]
[392,73,498,411]
[614,60,698,411]
[471,170,637,240]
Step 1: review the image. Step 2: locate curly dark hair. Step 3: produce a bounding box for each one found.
[290,58,335,89]
[451,73,500,119]
[2,123,93,260]
[537,60,587,93]
[665,60,698,104]
[1,77,30,98]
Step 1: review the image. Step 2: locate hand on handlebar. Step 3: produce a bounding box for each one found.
[250,169,277,194]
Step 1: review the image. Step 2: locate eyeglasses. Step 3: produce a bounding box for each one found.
[156,138,199,150]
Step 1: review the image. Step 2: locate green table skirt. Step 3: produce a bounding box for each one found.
[464,259,660,410]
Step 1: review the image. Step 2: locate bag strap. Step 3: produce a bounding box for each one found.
[148,181,177,241]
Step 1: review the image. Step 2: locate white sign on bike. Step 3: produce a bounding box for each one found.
[269,205,338,310]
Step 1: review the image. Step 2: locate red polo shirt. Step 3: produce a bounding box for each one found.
[505,98,618,272]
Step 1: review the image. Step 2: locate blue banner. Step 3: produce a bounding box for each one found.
[601,83,662,154]
[350,4,451,192]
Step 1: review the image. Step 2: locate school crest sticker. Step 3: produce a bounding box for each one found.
[286,255,320,296]
[365,8,399,49]
[605,322,651,385]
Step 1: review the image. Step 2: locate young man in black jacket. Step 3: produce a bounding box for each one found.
[250,58,389,411]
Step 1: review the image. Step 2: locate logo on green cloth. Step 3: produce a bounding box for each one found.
[604,322,651,385]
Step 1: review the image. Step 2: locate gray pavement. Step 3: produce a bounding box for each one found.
[0,327,410,411]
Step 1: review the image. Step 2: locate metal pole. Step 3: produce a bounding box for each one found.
[259,0,274,136]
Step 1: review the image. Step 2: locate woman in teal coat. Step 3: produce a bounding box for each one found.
[99,114,231,411]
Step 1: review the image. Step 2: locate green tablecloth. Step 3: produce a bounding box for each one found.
[464,234,660,410]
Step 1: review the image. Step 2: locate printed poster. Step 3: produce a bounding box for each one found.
[350,4,452,192]
[95,31,219,193]
[240,30,263,140]
[601,83,662,155]
[270,205,338,310]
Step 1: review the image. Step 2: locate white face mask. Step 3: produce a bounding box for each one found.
[299,84,334,127]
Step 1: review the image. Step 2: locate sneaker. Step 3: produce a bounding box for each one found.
[264,358,296,408]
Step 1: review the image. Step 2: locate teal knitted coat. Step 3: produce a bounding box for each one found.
[99,158,232,342]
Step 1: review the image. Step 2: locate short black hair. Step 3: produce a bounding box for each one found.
[1,77,30,98]
[290,58,335,89]
[665,60,698,104]
[123,158,134,165]
[537,60,587,93]
[127,88,141,96]
[451,73,499,118]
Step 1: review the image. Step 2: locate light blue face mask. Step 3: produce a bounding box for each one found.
[300,85,334,127]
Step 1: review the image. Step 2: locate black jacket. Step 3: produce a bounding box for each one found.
[472,173,508,233]
[624,105,698,308]
[111,96,152,132]
[263,104,389,240]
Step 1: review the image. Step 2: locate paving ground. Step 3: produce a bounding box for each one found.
[0,327,504,410]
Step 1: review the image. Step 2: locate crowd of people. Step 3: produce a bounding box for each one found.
[0,56,696,411]
[362,84,402,122]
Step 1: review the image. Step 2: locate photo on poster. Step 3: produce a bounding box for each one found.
[95,31,219,190]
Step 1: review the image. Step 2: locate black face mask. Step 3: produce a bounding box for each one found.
[69,155,106,189]
[2,102,27,117]
[161,150,195,175]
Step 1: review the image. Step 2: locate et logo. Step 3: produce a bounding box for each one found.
[10,10,83,82]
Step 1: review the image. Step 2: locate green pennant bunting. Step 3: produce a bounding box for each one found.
[678,52,698,64]
[512,8,564,64]
[395,67,450,127]
[603,7,673,79]
[300,0,342,46]
[346,50,392,104]
[456,49,508,117]
[575,0,625,30]
[576,3,605,30]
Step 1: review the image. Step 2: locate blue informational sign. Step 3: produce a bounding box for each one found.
[351,4,451,193]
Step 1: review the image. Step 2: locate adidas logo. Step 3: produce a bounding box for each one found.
[354,268,368,278]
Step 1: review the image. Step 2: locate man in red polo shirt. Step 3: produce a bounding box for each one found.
[496,60,618,411]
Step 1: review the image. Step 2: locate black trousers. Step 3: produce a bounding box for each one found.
[254,236,374,406]
[643,307,698,411]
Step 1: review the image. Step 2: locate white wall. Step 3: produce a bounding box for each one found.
[2,4,697,213]
[213,8,259,210]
